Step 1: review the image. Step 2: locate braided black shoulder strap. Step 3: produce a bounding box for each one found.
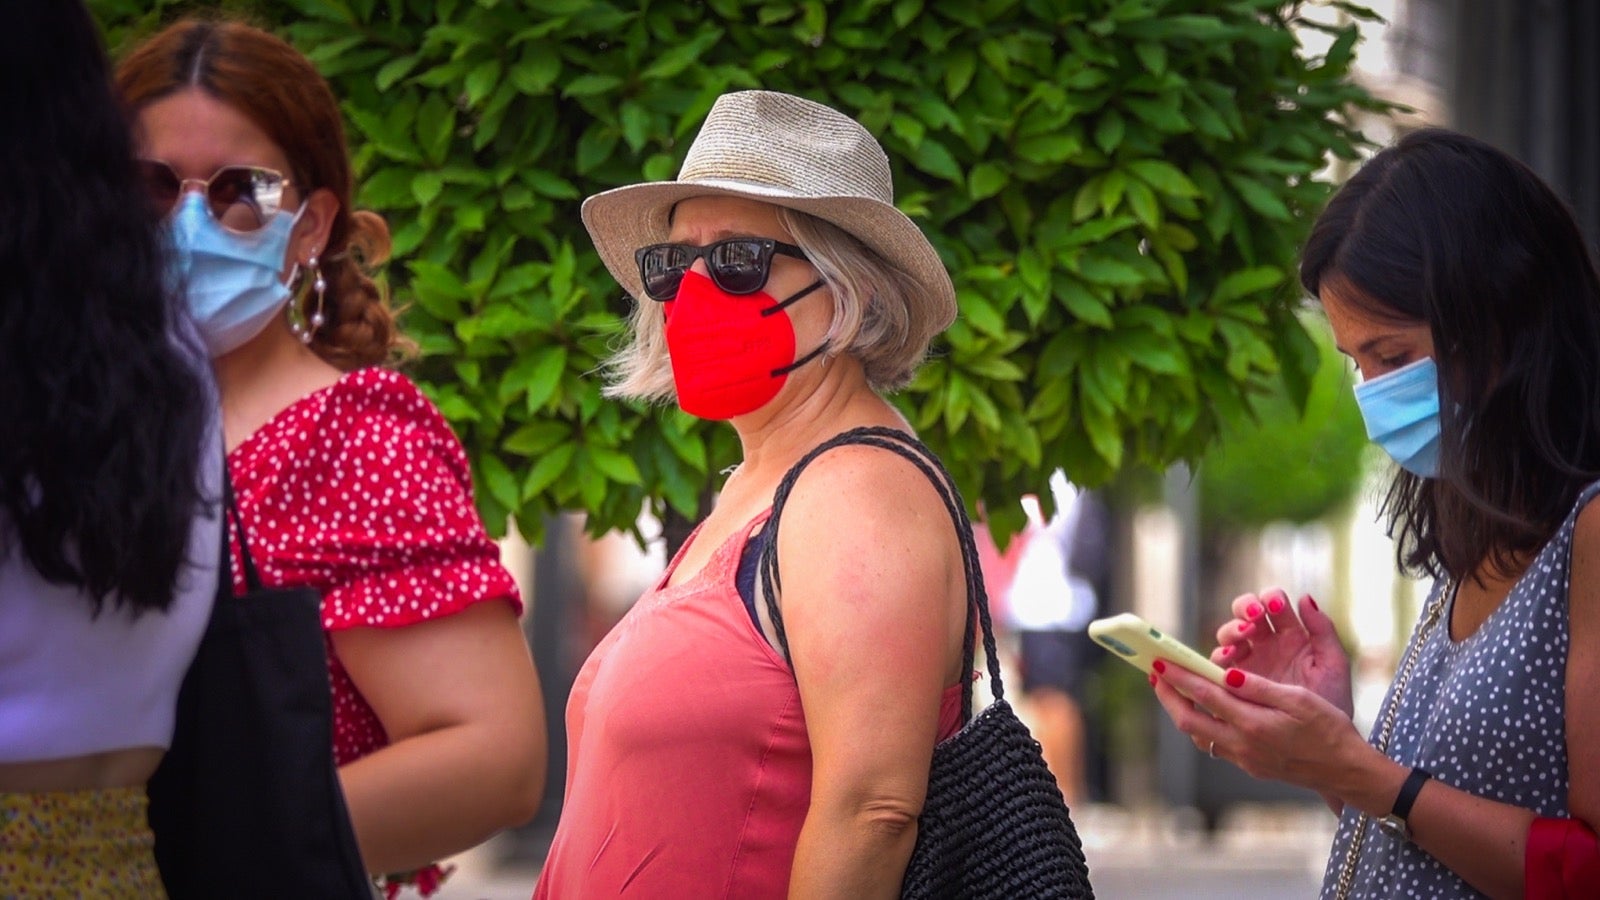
[756,426,1005,723]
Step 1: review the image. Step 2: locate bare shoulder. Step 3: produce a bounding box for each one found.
[776,439,957,546]
[1567,492,1599,683]
[1564,484,1600,822]
[1570,491,1600,615]
[770,435,968,688]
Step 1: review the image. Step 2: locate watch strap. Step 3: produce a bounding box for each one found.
[1391,766,1432,821]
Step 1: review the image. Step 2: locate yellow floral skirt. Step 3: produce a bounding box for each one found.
[0,786,165,898]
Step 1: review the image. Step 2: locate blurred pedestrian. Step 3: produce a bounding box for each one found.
[1152,128,1600,899]
[0,2,219,893]
[1005,471,1108,808]
[116,19,546,894]
[536,89,971,897]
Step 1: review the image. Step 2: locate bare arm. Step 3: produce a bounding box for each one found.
[775,447,967,899]
[332,599,546,875]
[1562,498,1600,861]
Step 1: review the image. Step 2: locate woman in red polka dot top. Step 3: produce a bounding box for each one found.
[115,19,547,895]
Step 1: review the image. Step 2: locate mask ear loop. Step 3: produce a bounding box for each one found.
[766,279,831,376]
[773,342,830,376]
[760,279,825,316]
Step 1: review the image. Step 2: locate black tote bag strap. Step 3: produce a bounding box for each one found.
[221,467,267,593]
[756,426,1005,724]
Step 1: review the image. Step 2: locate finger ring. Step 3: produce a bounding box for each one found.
[1207,740,1217,758]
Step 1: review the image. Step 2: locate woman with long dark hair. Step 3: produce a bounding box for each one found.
[0,2,219,893]
[1153,129,1600,898]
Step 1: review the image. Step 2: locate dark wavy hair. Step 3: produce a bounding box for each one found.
[1301,128,1600,581]
[0,1,210,614]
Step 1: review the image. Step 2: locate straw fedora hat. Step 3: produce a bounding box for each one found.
[581,90,956,330]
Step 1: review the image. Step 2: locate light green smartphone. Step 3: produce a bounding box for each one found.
[1088,613,1227,685]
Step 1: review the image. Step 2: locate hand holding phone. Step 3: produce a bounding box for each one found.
[1088,613,1227,685]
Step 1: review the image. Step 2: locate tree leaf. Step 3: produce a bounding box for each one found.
[586,446,643,485]
[478,453,520,511]
[1094,110,1125,155]
[1212,266,1284,304]
[523,346,569,412]
[509,54,561,94]
[411,171,444,205]
[414,94,455,166]
[1227,173,1292,221]
[1057,277,1114,328]
[520,442,576,501]
[968,162,1008,200]
[1134,40,1166,75]
[465,59,502,107]
[1126,159,1201,197]
[375,53,420,90]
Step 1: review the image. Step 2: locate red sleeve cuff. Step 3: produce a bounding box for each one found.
[1527,817,1600,899]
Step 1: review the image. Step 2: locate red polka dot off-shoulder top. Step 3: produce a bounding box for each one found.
[225,367,521,764]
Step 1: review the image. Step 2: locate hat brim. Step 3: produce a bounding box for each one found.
[581,178,956,330]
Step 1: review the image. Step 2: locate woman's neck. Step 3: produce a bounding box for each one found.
[1450,553,1530,641]
[213,322,343,452]
[728,355,906,490]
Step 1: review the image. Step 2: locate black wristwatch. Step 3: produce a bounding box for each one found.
[1377,767,1432,841]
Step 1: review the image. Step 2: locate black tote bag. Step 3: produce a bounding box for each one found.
[147,476,373,898]
[759,427,1094,899]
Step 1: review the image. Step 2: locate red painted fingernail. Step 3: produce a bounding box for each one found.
[1267,598,1285,615]
[1238,621,1253,635]
[1226,669,1246,688]
[1246,602,1263,618]
[1152,659,1167,674]
[1306,596,1319,612]
[1220,645,1234,658]
[1149,672,1158,686]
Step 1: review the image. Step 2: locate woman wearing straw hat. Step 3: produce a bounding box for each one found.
[536,90,971,897]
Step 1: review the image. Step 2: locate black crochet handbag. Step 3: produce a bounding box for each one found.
[759,426,1094,899]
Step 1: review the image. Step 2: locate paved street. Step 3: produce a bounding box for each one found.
[427,803,1333,899]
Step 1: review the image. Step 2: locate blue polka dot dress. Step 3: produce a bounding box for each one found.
[1318,482,1596,898]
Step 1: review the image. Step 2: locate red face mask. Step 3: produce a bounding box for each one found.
[663,270,827,420]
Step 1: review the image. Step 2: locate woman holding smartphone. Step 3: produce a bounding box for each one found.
[1151,128,1599,898]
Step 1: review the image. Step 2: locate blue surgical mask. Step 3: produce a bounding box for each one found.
[168,191,302,358]
[1353,357,1442,478]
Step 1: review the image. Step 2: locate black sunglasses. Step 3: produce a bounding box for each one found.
[634,238,809,302]
[136,159,293,233]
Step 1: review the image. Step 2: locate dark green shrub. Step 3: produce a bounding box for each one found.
[91,0,1391,542]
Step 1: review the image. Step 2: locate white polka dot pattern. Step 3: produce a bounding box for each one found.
[225,368,520,766]
[1318,481,1596,898]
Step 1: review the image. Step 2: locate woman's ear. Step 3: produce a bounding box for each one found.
[283,187,340,279]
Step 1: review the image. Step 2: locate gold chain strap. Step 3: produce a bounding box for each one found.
[1332,592,1448,900]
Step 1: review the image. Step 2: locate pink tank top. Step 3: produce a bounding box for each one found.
[534,510,965,898]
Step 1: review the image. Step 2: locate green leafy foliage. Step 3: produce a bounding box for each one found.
[1198,314,1369,529]
[91,0,1392,544]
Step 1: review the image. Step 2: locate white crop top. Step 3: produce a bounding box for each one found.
[0,354,221,762]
